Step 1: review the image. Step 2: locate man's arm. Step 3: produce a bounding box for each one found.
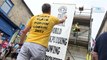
[59,16,67,24]
[20,26,31,44]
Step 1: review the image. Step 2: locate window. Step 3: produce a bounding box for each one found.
[19,23,25,30]
[1,0,14,14]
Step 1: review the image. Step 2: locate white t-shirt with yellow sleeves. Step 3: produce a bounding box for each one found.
[25,14,60,48]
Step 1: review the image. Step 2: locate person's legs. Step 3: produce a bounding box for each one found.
[16,43,31,60]
[2,50,9,60]
[29,43,46,60]
[17,42,46,60]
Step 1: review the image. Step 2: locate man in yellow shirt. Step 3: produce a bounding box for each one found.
[17,3,67,60]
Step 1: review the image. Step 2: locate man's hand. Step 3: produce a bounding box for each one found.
[63,16,67,20]
[59,16,67,23]
[19,43,23,46]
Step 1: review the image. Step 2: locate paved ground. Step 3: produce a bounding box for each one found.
[65,44,87,60]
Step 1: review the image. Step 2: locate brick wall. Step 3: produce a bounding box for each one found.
[8,0,32,26]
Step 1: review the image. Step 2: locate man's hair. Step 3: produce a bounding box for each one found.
[42,3,51,13]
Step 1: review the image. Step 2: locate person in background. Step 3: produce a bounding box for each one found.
[2,42,14,60]
[72,23,80,32]
[17,3,67,60]
[92,32,107,60]
[72,23,80,37]
[0,32,3,56]
[11,43,22,60]
[1,38,9,58]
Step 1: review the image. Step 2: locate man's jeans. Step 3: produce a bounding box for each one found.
[17,42,46,60]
